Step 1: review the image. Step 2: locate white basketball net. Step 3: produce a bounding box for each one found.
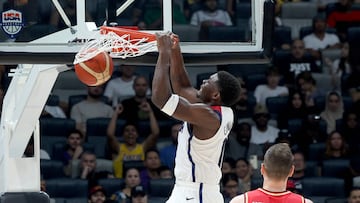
[73,31,157,64]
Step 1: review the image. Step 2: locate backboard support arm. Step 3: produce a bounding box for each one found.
[0,65,71,194]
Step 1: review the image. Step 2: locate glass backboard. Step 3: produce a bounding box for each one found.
[0,0,274,65]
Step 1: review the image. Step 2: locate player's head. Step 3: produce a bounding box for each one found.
[198,71,241,106]
[199,71,241,106]
[217,71,241,106]
[262,143,294,181]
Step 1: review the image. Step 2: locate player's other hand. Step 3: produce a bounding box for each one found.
[170,33,180,50]
[155,32,173,53]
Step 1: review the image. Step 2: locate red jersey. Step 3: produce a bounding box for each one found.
[244,188,305,203]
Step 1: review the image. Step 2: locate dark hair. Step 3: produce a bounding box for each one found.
[67,129,84,139]
[263,143,294,180]
[223,157,236,169]
[221,172,238,186]
[144,148,160,159]
[265,66,280,77]
[235,158,249,166]
[217,71,242,106]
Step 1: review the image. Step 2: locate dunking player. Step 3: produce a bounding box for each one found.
[230,143,313,203]
[151,32,241,203]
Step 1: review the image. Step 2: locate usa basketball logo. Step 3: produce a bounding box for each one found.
[0,9,24,39]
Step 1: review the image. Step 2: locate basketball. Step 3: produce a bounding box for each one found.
[74,51,114,86]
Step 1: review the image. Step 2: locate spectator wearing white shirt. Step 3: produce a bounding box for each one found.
[104,65,151,107]
[254,66,288,106]
[303,15,341,60]
[190,0,232,40]
[250,104,279,146]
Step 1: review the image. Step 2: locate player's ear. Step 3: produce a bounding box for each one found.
[260,163,265,176]
[288,165,295,177]
[212,91,220,101]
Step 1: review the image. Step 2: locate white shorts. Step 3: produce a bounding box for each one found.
[166,181,224,203]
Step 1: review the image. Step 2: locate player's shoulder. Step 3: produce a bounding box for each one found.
[229,194,245,203]
[305,198,313,203]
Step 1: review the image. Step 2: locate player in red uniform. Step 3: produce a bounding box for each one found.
[230,143,313,203]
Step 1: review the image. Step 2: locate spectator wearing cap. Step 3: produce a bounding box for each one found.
[88,185,107,203]
[250,104,279,148]
[131,185,148,203]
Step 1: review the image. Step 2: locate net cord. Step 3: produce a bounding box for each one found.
[73,31,157,64]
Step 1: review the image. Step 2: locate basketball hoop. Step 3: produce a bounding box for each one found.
[73,26,157,64]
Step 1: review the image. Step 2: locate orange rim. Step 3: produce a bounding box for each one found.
[100,26,156,42]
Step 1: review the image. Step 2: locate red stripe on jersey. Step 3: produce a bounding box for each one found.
[211,105,222,114]
[245,188,304,203]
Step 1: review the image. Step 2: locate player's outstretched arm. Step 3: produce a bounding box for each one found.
[169,34,201,103]
[152,32,220,139]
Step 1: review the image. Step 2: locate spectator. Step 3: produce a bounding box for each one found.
[107,104,159,178]
[322,130,350,160]
[234,158,252,194]
[41,95,66,118]
[183,0,202,20]
[250,104,279,146]
[324,42,352,90]
[88,185,108,203]
[346,63,360,115]
[277,90,314,129]
[110,167,141,203]
[293,114,327,153]
[103,65,146,107]
[131,185,148,203]
[190,0,232,40]
[138,0,187,29]
[327,0,360,42]
[222,173,241,202]
[23,136,50,160]
[298,72,325,111]
[78,151,113,188]
[231,78,254,119]
[320,91,344,133]
[225,122,264,161]
[159,122,182,170]
[140,149,161,190]
[119,75,168,123]
[70,85,113,136]
[303,14,341,61]
[62,129,84,176]
[158,165,173,179]
[340,109,360,155]
[288,151,307,194]
[254,66,288,106]
[222,157,236,175]
[282,39,320,88]
[348,187,360,203]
